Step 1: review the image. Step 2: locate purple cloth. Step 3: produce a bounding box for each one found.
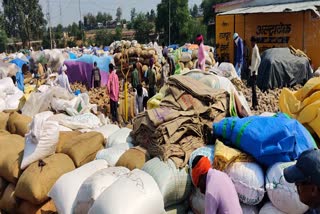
[205,169,242,214]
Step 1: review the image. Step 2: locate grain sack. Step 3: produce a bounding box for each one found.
[190,188,205,214]
[265,162,309,214]
[7,112,32,136]
[259,202,286,214]
[95,143,132,166]
[0,184,19,213]
[225,162,265,205]
[73,167,130,214]
[0,130,10,136]
[21,112,60,169]
[214,140,253,171]
[189,145,214,176]
[56,131,80,153]
[48,160,108,214]
[0,112,9,130]
[0,134,24,183]
[15,154,75,205]
[89,169,165,214]
[93,124,120,145]
[182,69,206,80]
[61,131,104,167]
[18,200,56,214]
[116,146,150,170]
[0,177,8,198]
[180,52,192,63]
[241,203,259,214]
[165,203,188,214]
[192,50,198,60]
[107,127,133,148]
[142,158,192,207]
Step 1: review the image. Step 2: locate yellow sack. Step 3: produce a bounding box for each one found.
[0,134,24,183]
[147,93,164,110]
[294,77,320,101]
[297,100,320,124]
[7,112,32,137]
[18,199,57,214]
[213,140,253,171]
[279,88,300,117]
[116,146,150,170]
[0,112,9,130]
[0,184,19,213]
[56,131,81,153]
[15,154,75,205]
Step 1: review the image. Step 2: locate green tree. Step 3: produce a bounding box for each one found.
[97,12,112,25]
[132,13,154,44]
[86,13,97,29]
[42,28,51,49]
[69,22,80,37]
[130,8,136,22]
[116,7,122,22]
[115,27,122,41]
[0,30,8,52]
[190,4,199,17]
[2,0,46,47]
[54,24,63,40]
[156,0,189,44]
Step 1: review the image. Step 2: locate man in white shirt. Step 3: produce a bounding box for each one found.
[56,64,73,94]
[134,84,148,115]
[249,36,261,110]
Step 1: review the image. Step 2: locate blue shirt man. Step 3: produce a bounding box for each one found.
[233,33,244,78]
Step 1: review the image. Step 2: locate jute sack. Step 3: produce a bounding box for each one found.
[7,112,32,136]
[61,132,104,167]
[116,146,150,170]
[56,131,81,153]
[0,134,24,183]
[17,200,57,214]
[0,177,8,198]
[15,154,75,205]
[0,183,20,213]
[0,112,9,130]
[0,130,10,136]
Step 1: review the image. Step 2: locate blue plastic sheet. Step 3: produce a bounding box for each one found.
[213,113,317,166]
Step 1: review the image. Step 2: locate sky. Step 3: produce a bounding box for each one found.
[39,0,203,27]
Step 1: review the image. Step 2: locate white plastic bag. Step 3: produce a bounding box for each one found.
[73,167,130,214]
[89,169,165,214]
[21,111,59,169]
[93,124,120,145]
[259,202,286,214]
[225,162,265,205]
[59,113,102,130]
[48,160,108,214]
[241,203,259,214]
[265,162,309,214]
[107,127,133,148]
[95,144,132,167]
[142,157,192,207]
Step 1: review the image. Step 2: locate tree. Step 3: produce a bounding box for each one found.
[191,4,199,17]
[132,13,154,44]
[156,0,189,44]
[116,7,122,22]
[114,27,122,41]
[130,8,136,22]
[2,0,46,47]
[150,9,156,22]
[54,24,63,40]
[0,30,8,52]
[97,12,112,25]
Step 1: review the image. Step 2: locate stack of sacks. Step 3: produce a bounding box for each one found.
[142,157,192,209]
[95,127,133,166]
[279,77,320,144]
[89,169,165,214]
[132,76,229,168]
[0,77,24,112]
[48,160,108,214]
[213,113,317,167]
[6,112,32,137]
[73,167,130,214]
[265,162,309,213]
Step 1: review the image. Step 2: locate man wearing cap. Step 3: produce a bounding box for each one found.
[249,36,261,110]
[191,155,242,214]
[56,64,72,93]
[233,33,244,78]
[284,149,320,213]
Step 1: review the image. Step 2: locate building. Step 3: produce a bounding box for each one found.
[215,0,320,68]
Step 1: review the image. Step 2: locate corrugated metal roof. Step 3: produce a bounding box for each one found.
[218,1,320,16]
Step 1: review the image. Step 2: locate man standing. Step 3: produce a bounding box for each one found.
[196,34,206,71]
[249,36,261,110]
[92,62,101,88]
[107,63,119,123]
[233,33,244,78]
[136,58,143,83]
[191,156,242,214]
[284,149,320,213]
[163,52,175,76]
[56,64,72,94]
[146,58,157,99]
[131,63,140,90]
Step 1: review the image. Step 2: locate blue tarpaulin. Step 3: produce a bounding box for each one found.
[213,113,317,167]
[68,52,77,59]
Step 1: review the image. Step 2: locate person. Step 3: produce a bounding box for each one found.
[107,63,119,123]
[134,84,148,115]
[146,58,157,99]
[191,156,242,214]
[162,42,168,57]
[161,58,170,87]
[56,64,72,93]
[233,33,244,78]
[163,52,175,76]
[92,62,101,88]
[249,36,261,110]
[136,58,143,83]
[196,34,206,71]
[131,63,140,90]
[44,63,52,78]
[284,149,320,213]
